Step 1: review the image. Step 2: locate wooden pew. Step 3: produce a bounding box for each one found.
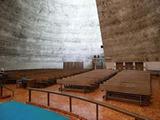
[57,69,117,92]
[101,70,151,105]
[6,69,89,88]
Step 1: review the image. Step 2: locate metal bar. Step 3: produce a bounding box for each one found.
[69,96,72,112]
[0,86,3,96]
[29,89,31,102]
[47,92,50,106]
[96,104,99,120]
[12,90,14,98]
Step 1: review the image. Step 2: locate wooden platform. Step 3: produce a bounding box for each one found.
[101,70,151,105]
[57,69,117,92]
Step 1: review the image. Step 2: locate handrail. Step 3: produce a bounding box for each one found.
[28,87,151,120]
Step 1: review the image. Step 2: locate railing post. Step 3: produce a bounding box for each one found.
[12,90,14,98]
[29,89,31,102]
[0,86,3,97]
[96,104,99,120]
[69,96,72,112]
[47,92,50,106]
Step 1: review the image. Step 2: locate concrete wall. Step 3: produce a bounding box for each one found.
[145,62,160,70]
[96,0,160,62]
[0,0,103,70]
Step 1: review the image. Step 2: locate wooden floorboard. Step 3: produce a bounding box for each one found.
[0,74,160,120]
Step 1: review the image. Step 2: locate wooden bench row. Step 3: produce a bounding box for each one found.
[5,69,90,88]
[100,70,151,105]
[57,69,117,92]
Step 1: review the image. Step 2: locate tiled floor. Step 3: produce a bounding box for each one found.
[1,76,160,120]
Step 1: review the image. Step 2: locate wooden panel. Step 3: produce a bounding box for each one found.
[116,62,123,70]
[63,62,83,70]
[125,62,134,70]
[135,62,144,70]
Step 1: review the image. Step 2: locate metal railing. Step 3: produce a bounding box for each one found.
[28,88,151,120]
[0,85,14,99]
[4,86,14,97]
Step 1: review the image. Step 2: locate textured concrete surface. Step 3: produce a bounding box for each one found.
[0,0,103,70]
[96,0,160,62]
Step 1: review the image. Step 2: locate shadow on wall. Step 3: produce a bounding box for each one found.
[0,0,29,69]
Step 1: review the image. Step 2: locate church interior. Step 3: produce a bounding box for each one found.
[0,0,160,120]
